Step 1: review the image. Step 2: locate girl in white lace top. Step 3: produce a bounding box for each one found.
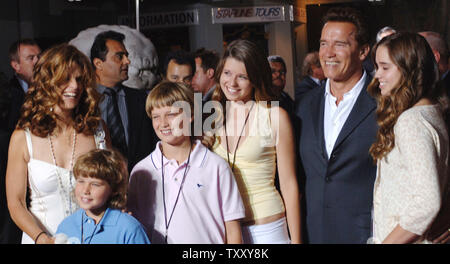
[367,32,449,244]
[6,44,111,244]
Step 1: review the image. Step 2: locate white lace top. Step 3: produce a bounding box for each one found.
[372,105,449,244]
[21,126,106,244]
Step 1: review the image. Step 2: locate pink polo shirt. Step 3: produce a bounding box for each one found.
[128,140,245,244]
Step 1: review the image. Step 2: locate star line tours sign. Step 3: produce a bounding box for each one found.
[212,6,286,24]
[118,10,199,29]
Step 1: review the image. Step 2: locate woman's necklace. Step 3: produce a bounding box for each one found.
[161,141,192,244]
[48,128,77,217]
[224,102,255,171]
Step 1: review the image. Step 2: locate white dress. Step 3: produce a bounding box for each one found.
[372,105,449,244]
[21,126,106,244]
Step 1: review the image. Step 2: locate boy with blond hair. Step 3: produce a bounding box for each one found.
[128,81,245,244]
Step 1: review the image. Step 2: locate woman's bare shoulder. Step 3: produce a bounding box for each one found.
[9,128,30,161]
[10,128,26,143]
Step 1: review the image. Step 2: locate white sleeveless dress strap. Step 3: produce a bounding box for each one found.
[24,128,33,158]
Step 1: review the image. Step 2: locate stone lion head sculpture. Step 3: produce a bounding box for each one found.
[70,24,158,90]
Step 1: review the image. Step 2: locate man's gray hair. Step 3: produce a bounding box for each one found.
[376,26,397,43]
[267,55,286,72]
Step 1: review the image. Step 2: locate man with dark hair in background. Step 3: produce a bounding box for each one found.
[0,40,40,243]
[6,39,41,133]
[192,48,219,102]
[91,30,157,173]
[267,55,295,118]
[162,50,195,86]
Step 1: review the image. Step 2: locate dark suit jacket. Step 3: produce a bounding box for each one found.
[443,72,450,99]
[6,76,25,133]
[122,86,158,173]
[295,75,377,244]
[0,129,21,243]
[202,85,216,103]
[279,91,295,120]
[295,76,320,104]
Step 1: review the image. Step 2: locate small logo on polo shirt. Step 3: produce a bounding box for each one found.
[197,183,203,188]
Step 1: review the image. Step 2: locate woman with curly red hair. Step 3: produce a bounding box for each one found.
[368,32,449,243]
[6,43,111,244]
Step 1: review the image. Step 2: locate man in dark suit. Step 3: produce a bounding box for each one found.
[6,39,41,133]
[295,51,325,103]
[0,39,40,243]
[91,31,158,172]
[295,7,377,244]
[0,75,22,244]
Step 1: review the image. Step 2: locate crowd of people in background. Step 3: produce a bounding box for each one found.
[0,6,449,244]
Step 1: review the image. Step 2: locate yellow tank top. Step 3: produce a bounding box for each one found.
[212,102,285,222]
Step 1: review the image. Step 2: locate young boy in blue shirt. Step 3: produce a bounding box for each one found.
[56,149,150,244]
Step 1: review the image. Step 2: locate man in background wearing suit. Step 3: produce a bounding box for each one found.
[295,7,376,244]
[0,39,40,243]
[0,73,22,243]
[91,30,157,172]
[6,39,41,133]
[295,51,325,103]
[192,48,219,102]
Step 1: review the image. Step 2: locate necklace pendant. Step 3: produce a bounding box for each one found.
[162,228,168,244]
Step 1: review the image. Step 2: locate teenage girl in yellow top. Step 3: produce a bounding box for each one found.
[210,39,301,244]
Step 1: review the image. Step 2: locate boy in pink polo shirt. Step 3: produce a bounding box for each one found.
[128,81,245,244]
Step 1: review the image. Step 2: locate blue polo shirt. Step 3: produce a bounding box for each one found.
[56,208,150,244]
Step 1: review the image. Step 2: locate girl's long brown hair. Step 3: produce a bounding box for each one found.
[368,32,444,161]
[17,43,101,137]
